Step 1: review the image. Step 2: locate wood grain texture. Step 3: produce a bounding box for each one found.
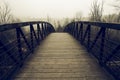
[13,33,114,80]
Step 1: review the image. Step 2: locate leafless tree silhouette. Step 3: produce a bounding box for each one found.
[89,0,104,21]
[0,2,20,24]
[0,2,12,24]
[113,0,120,11]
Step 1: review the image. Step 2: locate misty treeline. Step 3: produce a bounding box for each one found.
[0,0,120,35]
[0,0,120,30]
[47,0,120,32]
[89,0,120,22]
[0,2,20,24]
[0,2,21,37]
[89,0,120,41]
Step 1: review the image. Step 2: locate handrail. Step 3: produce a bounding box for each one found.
[0,21,53,32]
[0,21,55,80]
[76,21,120,30]
[64,21,120,80]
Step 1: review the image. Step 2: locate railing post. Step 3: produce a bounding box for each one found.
[45,23,48,36]
[79,23,83,42]
[39,23,43,40]
[76,23,80,40]
[41,23,45,38]
[37,24,40,43]
[16,28,23,67]
[70,24,73,35]
[68,25,71,34]
[71,23,74,36]
[44,23,46,36]
[30,24,34,53]
[99,27,106,66]
[73,22,76,37]
[75,23,79,39]
[87,25,91,50]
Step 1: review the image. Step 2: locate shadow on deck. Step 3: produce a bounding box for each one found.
[13,33,114,80]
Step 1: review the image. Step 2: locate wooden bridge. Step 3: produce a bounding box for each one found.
[0,21,120,80]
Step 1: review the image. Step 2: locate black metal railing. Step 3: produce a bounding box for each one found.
[64,21,120,80]
[0,21,55,80]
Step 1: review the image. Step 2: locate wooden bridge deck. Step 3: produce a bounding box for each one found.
[13,33,114,80]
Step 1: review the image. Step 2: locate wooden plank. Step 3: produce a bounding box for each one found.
[13,33,114,80]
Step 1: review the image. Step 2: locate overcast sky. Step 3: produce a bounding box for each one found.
[0,0,116,19]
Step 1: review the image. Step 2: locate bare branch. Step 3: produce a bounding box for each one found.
[0,2,18,24]
[89,0,104,21]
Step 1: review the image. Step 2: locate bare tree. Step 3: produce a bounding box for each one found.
[89,0,104,21]
[10,15,21,23]
[102,14,117,22]
[0,2,21,47]
[0,2,20,24]
[113,0,120,11]
[0,2,12,24]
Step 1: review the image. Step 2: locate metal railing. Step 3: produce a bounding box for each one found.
[0,21,55,80]
[64,21,120,80]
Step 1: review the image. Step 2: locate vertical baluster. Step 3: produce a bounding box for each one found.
[99,27,106,66]
[45,23,47,36]
[87,25,91,50]
[74,22,76,38]
[41,23,44,38]
[39,23,43,40]
[73,22,76,37]
[80,23,83,41]
[69,24,71,34]
[47,25,50,34]
[72,23,74,36]
[49,24,52,33]
[16,28,23,66]
[79,23,83,42]
[67,26,70,33]
[68,26,70,33]
[77,23,80,40]
[30,24,34,53]
[75,23,79,39]
[43,23,46,36]
[37,24,40,44]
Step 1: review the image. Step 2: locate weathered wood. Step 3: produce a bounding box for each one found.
[65,21,120,80]
[13,33,114,80]
[0,21,55,80]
